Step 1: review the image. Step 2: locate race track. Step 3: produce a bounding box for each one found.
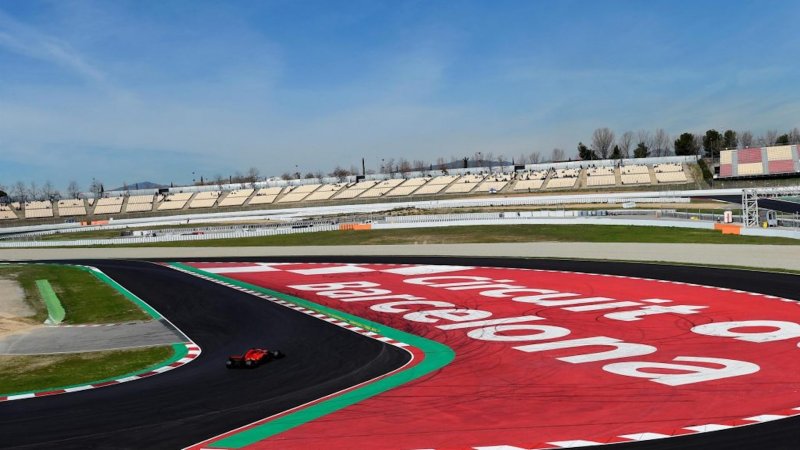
[1,257,799,449]
[0,260,409,449]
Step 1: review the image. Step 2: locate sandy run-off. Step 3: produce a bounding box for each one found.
[0,278,41,339]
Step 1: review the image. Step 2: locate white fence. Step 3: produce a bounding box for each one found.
[0,224,339,248]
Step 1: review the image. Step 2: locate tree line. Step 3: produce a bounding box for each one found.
[578,127,800,160]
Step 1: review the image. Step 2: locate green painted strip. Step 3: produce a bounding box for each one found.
[170,262,455,449]
[36,279,65,324]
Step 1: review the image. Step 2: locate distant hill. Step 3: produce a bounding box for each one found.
[110,181,165,191]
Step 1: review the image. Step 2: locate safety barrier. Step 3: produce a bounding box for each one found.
[0,224,339,248]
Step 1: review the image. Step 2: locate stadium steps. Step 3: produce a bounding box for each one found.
[614,167,622,186]
[241,188,261,207]
[540,170,555,189]
[577,169,588,189]
[648,164,657,184]
[441,176,464,194]
[119,195,131,215]
[182,192,198,210]
[216,190,233,206]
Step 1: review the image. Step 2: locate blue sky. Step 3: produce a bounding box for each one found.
[1,0,799,191]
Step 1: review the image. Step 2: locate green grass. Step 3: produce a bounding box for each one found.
[109,224,800,247]
[0,346,173,395]
[0,265,150,323]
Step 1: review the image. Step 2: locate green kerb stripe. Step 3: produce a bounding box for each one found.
[36,279,65,324]
[170,262,455,449]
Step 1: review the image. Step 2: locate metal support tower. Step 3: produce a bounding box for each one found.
[742,189,759,227]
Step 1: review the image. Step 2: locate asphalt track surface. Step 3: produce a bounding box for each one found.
[1,257,799,449]
[705,194,800,214]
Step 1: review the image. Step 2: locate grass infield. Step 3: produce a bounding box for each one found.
[115,224,800,247]
[0,264,150,324]
[0,346,173,395]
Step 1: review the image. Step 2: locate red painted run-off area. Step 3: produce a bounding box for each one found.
[188,262,800,449]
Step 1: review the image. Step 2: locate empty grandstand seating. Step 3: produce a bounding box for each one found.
[445,175,484,194]
[278,184,321,203]
[413,175,458,195]
[586,167,614,176]
[585,167,616,187]
[24,201,53,218]
[335,181,377,199]
[158,192,192,210]
[512,170,548,191]
[218,189,254,207]
[57,199,87,217]
[546,168,579,189]
[93,197,124,215]
[360,179,405,198]
[653,163,684,173]
[188,191,221,209]
[0,205,18,220]
[653,163,688,183]
[248,187,283,205]
[620,164,651,184]
[475,173,511,193]
[655,171,688,183]
[125,194,154,213]
[385,177,429,196]
[621,173,652,185]
[513,179,544,190]
[304,184,346,201]
[586,175,615,187]
[620,164,649,174]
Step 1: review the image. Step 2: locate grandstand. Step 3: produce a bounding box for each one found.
[278,184,321,203]
[188,191,221,209]
[414,175,459,195]
[546,168,579,189]
[360,179,405,198]
[0,156,705,224]
[304,184,346,201]
[57,199,87,217]
[513,170,548,191]
[476,173,511,193]
[248,187,283,205]
[158,192,192,210]
[445,174,484,194]
[93,197,124,215]
[719,145,800,179]
[335,180,377,199]
[585,166,616,187]
[0,205,18,220]
[125,195,155,213]
[23,201,54,218]
[620,165,651,185]
[218,189,254,207]
[654,163,687,183]
[385,177,429,196]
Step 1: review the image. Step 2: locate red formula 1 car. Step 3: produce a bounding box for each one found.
[226,348,284,369]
